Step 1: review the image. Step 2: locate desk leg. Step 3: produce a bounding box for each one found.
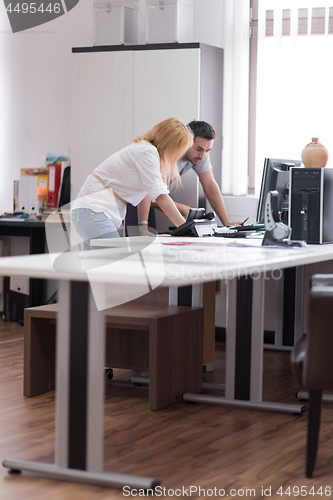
[265,266,305,351]
[282,267,298,347]
[169,284,203,307]
[183,275,306,415]
[56,280,105,471]
[272,272,284,348]
[3,280,159,490]
[225,275,263,402]
[294,265,305,345]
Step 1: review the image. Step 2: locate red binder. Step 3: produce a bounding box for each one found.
[47,163,62,208]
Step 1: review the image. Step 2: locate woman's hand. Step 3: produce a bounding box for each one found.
[139,225,155,236]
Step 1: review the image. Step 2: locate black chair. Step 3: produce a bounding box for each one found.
[291,274,333,477]
[125,204,156,236]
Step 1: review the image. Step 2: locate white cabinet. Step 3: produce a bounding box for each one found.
[71,43,223,229]
[71,50,134,200]
[132,48,200,136]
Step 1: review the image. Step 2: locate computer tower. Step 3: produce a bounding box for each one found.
[289,167,333,244]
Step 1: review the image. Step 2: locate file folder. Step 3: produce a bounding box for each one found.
[48,163,62,208]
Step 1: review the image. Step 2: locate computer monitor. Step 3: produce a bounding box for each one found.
[256,158,303,224]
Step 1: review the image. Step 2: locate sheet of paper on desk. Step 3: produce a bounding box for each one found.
[162,240,249,247]
[162,238,312,251]
[161,239,312,266]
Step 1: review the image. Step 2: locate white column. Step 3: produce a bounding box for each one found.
[222,0,250,196]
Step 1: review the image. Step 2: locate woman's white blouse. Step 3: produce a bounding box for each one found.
[72,141,169,227]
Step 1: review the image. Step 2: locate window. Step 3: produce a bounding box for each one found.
[298,8,308,35]
[282,9,291,36]
[312,7,326,34]
[266,10,274,36]
[254,0,333,194]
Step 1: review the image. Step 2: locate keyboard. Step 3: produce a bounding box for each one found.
[213,231,247,238]
[228,223,265,232]
[213,223,266,239]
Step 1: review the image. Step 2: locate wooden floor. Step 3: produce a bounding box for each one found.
[1,319,333,500]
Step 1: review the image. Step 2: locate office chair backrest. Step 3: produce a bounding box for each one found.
[302,275,333,390]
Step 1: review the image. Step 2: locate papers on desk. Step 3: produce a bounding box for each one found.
[158,236,312,283]
[73,235,313,292]
[162,239,251,247]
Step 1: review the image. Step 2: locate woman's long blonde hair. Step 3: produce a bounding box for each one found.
[133,117,193,189]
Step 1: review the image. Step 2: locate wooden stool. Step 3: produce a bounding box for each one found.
[24,302,203,410]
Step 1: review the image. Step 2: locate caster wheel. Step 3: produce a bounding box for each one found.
[105,368,113,381]
[8,469,21,475]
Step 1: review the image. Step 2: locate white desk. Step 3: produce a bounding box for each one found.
[2,236,333,488]
[89,236,333,412]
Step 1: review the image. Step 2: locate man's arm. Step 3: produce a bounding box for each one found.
[151,200,190,217]
[198,170,242,226]
[155,194,186,227]
[137,194,186,233]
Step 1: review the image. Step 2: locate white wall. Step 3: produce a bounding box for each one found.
[0,0,94,214]
[0,0,225,215]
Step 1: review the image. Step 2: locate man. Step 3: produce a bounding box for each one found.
[136,120,242,232]
[171,120,241,226]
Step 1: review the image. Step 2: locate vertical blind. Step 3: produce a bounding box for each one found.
[255,0,333,193]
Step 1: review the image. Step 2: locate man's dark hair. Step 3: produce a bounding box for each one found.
[188,120,216,141]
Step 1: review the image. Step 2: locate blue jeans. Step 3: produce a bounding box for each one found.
[71,208,120,250]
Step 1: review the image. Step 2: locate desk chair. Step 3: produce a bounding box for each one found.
[291,274,333,477]
[125,204,156,236]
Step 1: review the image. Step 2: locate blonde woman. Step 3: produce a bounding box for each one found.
[71,117,193,248]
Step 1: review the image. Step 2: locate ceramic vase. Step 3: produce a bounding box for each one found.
[301,137,329,168]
